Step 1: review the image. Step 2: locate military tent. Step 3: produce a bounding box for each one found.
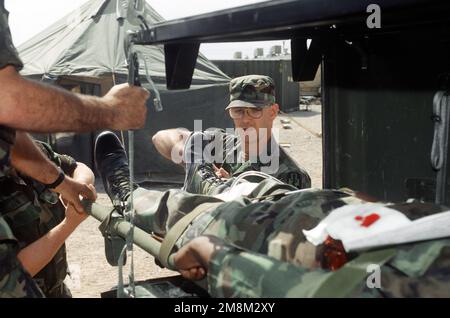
[18,0,231,182]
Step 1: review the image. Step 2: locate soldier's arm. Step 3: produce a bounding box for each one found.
[16,214,83,276]
[10,132,95,212]
[174,235,332,298]
[16,161,94,277]
[152,128,191,164]
[0,65,149,132]
[207,243,313,297]
[173,235,219,280]
[72,162,95,187]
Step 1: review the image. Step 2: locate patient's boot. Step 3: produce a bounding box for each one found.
[183,131,207,191]
[182,132,230,194]
[94,131,137,208]
[184,162,231,195]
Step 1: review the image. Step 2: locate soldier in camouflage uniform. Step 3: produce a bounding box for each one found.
[0,134,45,298]
[0,2,148,133]
[0,219,44,298]
[0,1,44,297]
[1,141,93,297]
[1,0,148,298]
[96,131,450,298]
[175,230,450,298]
[1,3,92,297]
[173,193,450,298]
[152,75,311,193]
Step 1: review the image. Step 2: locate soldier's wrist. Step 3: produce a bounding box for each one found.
[61,215,79,231]
[44,169,65,189]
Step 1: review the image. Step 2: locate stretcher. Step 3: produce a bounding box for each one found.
[82,193,450,298]
[83,200,209,298]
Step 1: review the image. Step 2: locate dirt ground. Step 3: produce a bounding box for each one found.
[64,104,323,297]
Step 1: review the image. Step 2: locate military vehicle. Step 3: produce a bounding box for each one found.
[87,0,450,297]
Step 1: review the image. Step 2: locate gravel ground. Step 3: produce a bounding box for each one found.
[275,104,323,188]
[64,183,177,298]
[64,104,323,297]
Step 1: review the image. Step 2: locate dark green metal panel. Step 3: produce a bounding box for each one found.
[323,33,450,203]
[280,60,300,112]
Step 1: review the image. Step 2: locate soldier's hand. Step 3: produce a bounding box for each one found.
[213,165,230,179]
[64,203,89,227]
[173,241,207,280]
[173,236,222,281]
[103,83,149,130]
[54,177,97,213]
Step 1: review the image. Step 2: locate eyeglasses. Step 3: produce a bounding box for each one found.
[228,107,264,119]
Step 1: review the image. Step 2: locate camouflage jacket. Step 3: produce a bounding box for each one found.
[203,129,311,189]
[199,188,450,297]
[181,185,365,261]
[0,217,44,298]
[0,0,23,71]
[0,0,18,177]
[0,126,15,177]
[0,141,77,297]
[126,176,450,297]
[208,237,450,298]
[0,0,22,174]
[0,2,43,298]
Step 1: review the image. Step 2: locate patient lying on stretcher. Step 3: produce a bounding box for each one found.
[94,131,450,298]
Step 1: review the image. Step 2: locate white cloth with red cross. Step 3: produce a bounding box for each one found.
[303,203,450,252]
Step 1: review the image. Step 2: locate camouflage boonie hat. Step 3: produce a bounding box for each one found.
[226,75,276,109]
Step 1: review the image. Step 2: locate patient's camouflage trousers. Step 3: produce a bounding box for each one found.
[129,180,364,264]
[126,180,450,298]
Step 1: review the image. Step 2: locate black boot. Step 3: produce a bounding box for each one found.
[94,131,137,207]
[182,132,229,194]
[182,131,207,192]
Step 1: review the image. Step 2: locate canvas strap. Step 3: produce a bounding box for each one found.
[159,201,223,269]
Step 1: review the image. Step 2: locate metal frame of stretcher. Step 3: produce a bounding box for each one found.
[82,201,176,269]
[83,200,215,298]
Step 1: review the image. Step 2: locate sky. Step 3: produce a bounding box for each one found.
[6,0,289,60]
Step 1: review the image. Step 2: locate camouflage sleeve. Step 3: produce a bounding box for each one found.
[277,168,311,189]
[208,130,239,172]
[0,218,44,298]
[0,243,45,298]
[208,245,332,298]
[276,147,312,189]
[202,128,237,165]
[35,141,78,176]
[0,2,23,71]
[208,240,450,298]
[379,240,450,297]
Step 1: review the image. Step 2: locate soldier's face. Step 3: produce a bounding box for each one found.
[231,104,279,147]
